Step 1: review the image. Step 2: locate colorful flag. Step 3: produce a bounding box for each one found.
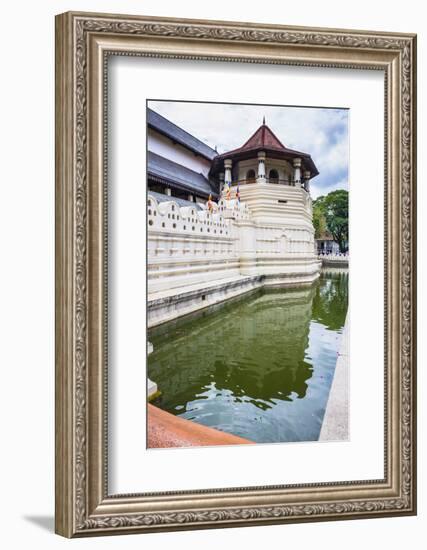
[207,194,214,211]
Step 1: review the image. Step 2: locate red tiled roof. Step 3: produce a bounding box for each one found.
[239,123,287,152]
[210,121,319,178]
[216,123,290,158]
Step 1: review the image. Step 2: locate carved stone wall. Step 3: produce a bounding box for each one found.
[147,192,320,297]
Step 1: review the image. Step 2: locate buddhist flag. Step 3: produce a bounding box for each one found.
[226,185,231,200]
[207,194,213,211]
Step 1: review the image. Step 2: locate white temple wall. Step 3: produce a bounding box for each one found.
[148,194,319,299]
[148,129,212,177]
[147,195,239,294]
[235,183,313,226]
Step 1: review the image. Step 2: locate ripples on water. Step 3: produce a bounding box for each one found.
[148,270,348,444]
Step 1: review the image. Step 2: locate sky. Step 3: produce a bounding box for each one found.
[148,100,349,200]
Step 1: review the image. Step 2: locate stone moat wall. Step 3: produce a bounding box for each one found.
[147,189,321,325]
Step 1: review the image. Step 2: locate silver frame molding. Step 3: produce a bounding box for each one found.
[55,11,417,537]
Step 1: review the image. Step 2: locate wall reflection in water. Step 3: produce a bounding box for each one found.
[148,271,348,444]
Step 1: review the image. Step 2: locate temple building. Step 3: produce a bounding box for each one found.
[147,108,321,326]
[210,116,318,193]
[147,108,218,208]
[316,232,340,255]
[148,109,318,203]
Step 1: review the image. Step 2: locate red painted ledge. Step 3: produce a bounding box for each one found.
[147,404,254,448]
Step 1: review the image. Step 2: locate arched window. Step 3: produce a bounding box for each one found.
[246,169,256,183]
[269,169,279,183]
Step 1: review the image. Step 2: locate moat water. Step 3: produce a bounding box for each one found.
[148,270,348,444]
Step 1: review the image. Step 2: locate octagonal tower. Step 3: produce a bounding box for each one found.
[210,119,320,282]
[210,119,318,227]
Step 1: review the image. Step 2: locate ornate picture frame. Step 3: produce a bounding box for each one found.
[55,11,416,537]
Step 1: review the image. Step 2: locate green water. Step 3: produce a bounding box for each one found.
[148,270,348,444]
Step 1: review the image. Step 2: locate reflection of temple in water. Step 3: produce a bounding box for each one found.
[149,284,316,412]
[312,270,348,330]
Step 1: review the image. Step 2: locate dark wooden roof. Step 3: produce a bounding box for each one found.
[147,151,219,198]
[147,108,218,161]
[316,232,334,241]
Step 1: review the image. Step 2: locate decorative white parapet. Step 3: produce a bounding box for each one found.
[147,194,232,237]
[147,195,239,294]
[217,197,251,220]
[147,191,320,298]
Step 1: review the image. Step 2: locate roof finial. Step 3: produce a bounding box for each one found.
[263,115,265,125]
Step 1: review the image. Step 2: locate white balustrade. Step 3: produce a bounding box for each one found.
[148,193,319,294]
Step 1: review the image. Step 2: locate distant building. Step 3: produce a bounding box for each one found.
[316,234,340,254]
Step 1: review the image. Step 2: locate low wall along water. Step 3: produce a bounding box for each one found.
[147,192,321,326]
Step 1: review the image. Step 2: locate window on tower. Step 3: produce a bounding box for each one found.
[269,169,279,183]
[246,169,256,183]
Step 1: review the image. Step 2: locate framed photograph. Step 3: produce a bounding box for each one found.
[55,11,417,537]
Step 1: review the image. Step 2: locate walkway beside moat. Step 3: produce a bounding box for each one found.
[319,313,349,441]
[147,404,254,448]
[148,269,321,328]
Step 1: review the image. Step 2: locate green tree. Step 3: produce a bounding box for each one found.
[313,190,349,252]
[323,190,348,253]
[312,196,327,239]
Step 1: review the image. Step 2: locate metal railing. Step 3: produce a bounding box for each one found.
[230,178,304,187]
[234,178,294,186]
